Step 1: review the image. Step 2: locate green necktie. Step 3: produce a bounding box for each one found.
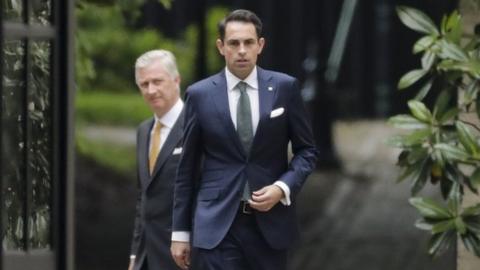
[236,81,253,200]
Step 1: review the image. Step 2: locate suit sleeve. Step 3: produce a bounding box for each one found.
[172,89,202,232]
[279,79,319,199]
[130,130,144,255]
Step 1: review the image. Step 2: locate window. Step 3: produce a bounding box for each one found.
[1,1,73,269]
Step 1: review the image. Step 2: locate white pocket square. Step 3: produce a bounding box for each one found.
[270,107,285,118]
[172,147,183,155]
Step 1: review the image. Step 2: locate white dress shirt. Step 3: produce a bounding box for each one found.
[171,67,291,243]
[150,98,184,153]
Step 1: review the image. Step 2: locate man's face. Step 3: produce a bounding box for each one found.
[136,60,180,117]
[216,21,265,79]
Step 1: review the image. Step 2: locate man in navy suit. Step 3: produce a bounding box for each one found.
[171,9,318,270]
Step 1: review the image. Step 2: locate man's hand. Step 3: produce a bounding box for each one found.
[171,241,191,270]
[248,184,284,212]
[127,258,134,270]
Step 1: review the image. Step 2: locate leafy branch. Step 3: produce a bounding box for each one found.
[389,6,480,257]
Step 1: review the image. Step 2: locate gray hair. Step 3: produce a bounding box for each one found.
[135,49,180,83]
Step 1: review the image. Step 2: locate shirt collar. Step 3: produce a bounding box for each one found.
[225,66,258,92]
[154,98,184,129]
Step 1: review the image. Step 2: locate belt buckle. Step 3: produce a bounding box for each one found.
[242,202,252,214]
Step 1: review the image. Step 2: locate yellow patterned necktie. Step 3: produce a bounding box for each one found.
[149,122,162,175]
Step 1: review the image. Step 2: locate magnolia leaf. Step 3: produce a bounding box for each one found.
[396,6,439,35]
[388,114,429,129]
[460,233,480,257]
[443,10,462,43]
[398,69,428,89]
[438,40,469,61]
[408,100,433,122]
[431,219,456,234]
[422,50,436,70]
[411,158,431,195]
[414,78,434,101]
[415,219,434,230]
[433,90,451,120]
[409,197,452,219]
[456,121,479,155]
[428,231,455,257]
[435,143,470,161]
[413,35,436,54]
[438,108,458,124]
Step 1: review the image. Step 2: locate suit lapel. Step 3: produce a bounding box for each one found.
[210,71,246,157]
[252,67,275,148]
[148,109,185,186]
[138,119,153,185]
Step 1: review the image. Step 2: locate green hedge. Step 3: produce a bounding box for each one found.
[76,91,152,126]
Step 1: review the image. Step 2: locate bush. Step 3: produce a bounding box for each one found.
[76,3,197,93]
[76,91,152,126]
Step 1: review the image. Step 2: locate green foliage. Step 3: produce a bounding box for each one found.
[206,6,229,74]
[389,6,480,258]
[76,2,197,93]
[76,91,151,126]
[76,134,136,174]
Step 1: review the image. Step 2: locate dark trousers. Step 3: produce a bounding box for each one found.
[198,209,287,270]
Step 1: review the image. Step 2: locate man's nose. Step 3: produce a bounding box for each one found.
[239,43,246,54]
[147,83,156,94]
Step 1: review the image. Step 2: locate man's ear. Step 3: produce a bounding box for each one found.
[216,39,225,55]
[257,37,265,54]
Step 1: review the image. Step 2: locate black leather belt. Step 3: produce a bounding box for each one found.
[239,201,253,215]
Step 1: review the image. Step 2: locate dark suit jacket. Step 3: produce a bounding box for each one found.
[131,110,189,270]
[173,67,318,250]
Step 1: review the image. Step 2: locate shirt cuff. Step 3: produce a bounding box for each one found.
[130,255,136,260]
[172,231,190,242]
[274,180,291,206]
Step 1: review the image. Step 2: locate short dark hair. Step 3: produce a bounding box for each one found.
[218,9,263,41]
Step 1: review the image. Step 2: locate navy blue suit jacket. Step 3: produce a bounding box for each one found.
[173,67,318,250]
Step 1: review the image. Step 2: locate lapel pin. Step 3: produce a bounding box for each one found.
[268,86,273,91]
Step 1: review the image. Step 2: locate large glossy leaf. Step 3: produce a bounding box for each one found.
[431,219,456,234]
[414,79,434,101]
[435,143,470,161]
[438,40,469,61]
[389,129,431,148]
[408,100,433,122]
[396,6,439,35]
[388,114,429,129]
[410,197,452,219]
[456,121,479,155]
[464,80,479,104]
[438,108,458,124]
[422,50,436,70]
[411,158,431,195]
[398,69,428,89]
[464,217,480,235]
[415,219,434,230]
[433,90,451,120]
[413,35,436,54]
[461,233,480,257]
[442,10,462,43]
[428,231,455,257]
